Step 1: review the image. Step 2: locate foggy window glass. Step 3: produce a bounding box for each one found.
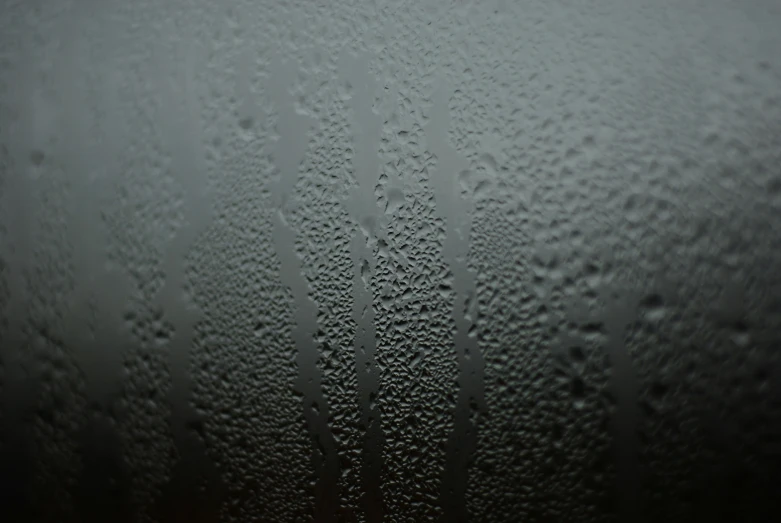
[1,1,780,522]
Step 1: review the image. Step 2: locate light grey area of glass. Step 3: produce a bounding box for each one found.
[1,0,781,522]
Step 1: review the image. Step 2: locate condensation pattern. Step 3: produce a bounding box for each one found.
[1,1,781,522]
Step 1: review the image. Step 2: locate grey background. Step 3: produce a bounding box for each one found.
[1,0,781,522]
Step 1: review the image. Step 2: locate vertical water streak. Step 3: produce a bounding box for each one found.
[341,52,385,523]
[59,27,131,411]
[236,44,262,133]
[0,47,38,521]
[56,25,135,522]
[268,56,340,522]
[426,81,485,522]
[604,294,642,521]
[153,40,222,520]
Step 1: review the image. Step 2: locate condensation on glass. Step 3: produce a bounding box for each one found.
[1,1,781,522]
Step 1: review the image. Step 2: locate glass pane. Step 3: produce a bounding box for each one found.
[1,1,780,522]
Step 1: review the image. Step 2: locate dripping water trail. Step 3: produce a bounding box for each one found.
[426,81,485,522]
[604,292,642,522]
[341,51,385,523]
[54,29,136,523]
[269,56,340,522]
[152,41,223,523]
[0,51,41,523]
